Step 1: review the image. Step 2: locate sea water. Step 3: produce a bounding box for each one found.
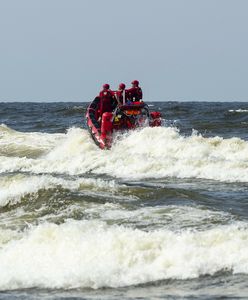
[0,101,248,299]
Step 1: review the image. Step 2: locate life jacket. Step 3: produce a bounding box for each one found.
[126,87,143,101]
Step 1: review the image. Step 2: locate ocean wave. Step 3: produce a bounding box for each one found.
[54,105,85,116]
[228,109,248,113]
[0,220,247,289]
[0,174,121,207]
[1,126,248,182]
[87,204,232,231]
[0,124,63,158]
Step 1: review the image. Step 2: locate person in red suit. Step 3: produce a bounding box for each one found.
[126,80,143,102]
[99,84,116,117]
[114,83,126,105]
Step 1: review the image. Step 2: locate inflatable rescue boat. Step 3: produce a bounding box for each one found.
[86,97,161,149]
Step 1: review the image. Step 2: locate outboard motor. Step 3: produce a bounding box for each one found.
[150,111,162,127]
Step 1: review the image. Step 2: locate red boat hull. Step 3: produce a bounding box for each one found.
[86,97,161,149]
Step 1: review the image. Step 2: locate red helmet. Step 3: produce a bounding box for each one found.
[119,83,126,90]
[131,80,139,86]
[103,83,110,89]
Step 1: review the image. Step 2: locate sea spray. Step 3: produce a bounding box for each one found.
[1,126,248,182]
[0,220,248,289]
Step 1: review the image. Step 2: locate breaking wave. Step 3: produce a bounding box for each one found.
[229,109,248,113]
[0,220,248,290]
[0,174,121,207]
[1,121,248,291]
[1,125,248,182]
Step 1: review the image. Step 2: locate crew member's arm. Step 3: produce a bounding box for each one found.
[111,91,119,108]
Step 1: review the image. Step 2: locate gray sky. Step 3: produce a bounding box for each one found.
[0,0,248,102]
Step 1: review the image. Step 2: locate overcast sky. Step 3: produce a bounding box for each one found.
[0,0,247,102]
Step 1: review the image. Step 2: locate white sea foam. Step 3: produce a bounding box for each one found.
[229,109,248,113]
[90,204,231,231]
[1,126,248,182]
[0,220,248,290]
[0,174,120,207]
[0,124,63,157]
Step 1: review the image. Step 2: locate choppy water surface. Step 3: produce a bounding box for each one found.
[0,101,248,299]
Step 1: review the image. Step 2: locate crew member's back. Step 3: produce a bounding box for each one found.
[99,84,115,117]
[126,80,143,102]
